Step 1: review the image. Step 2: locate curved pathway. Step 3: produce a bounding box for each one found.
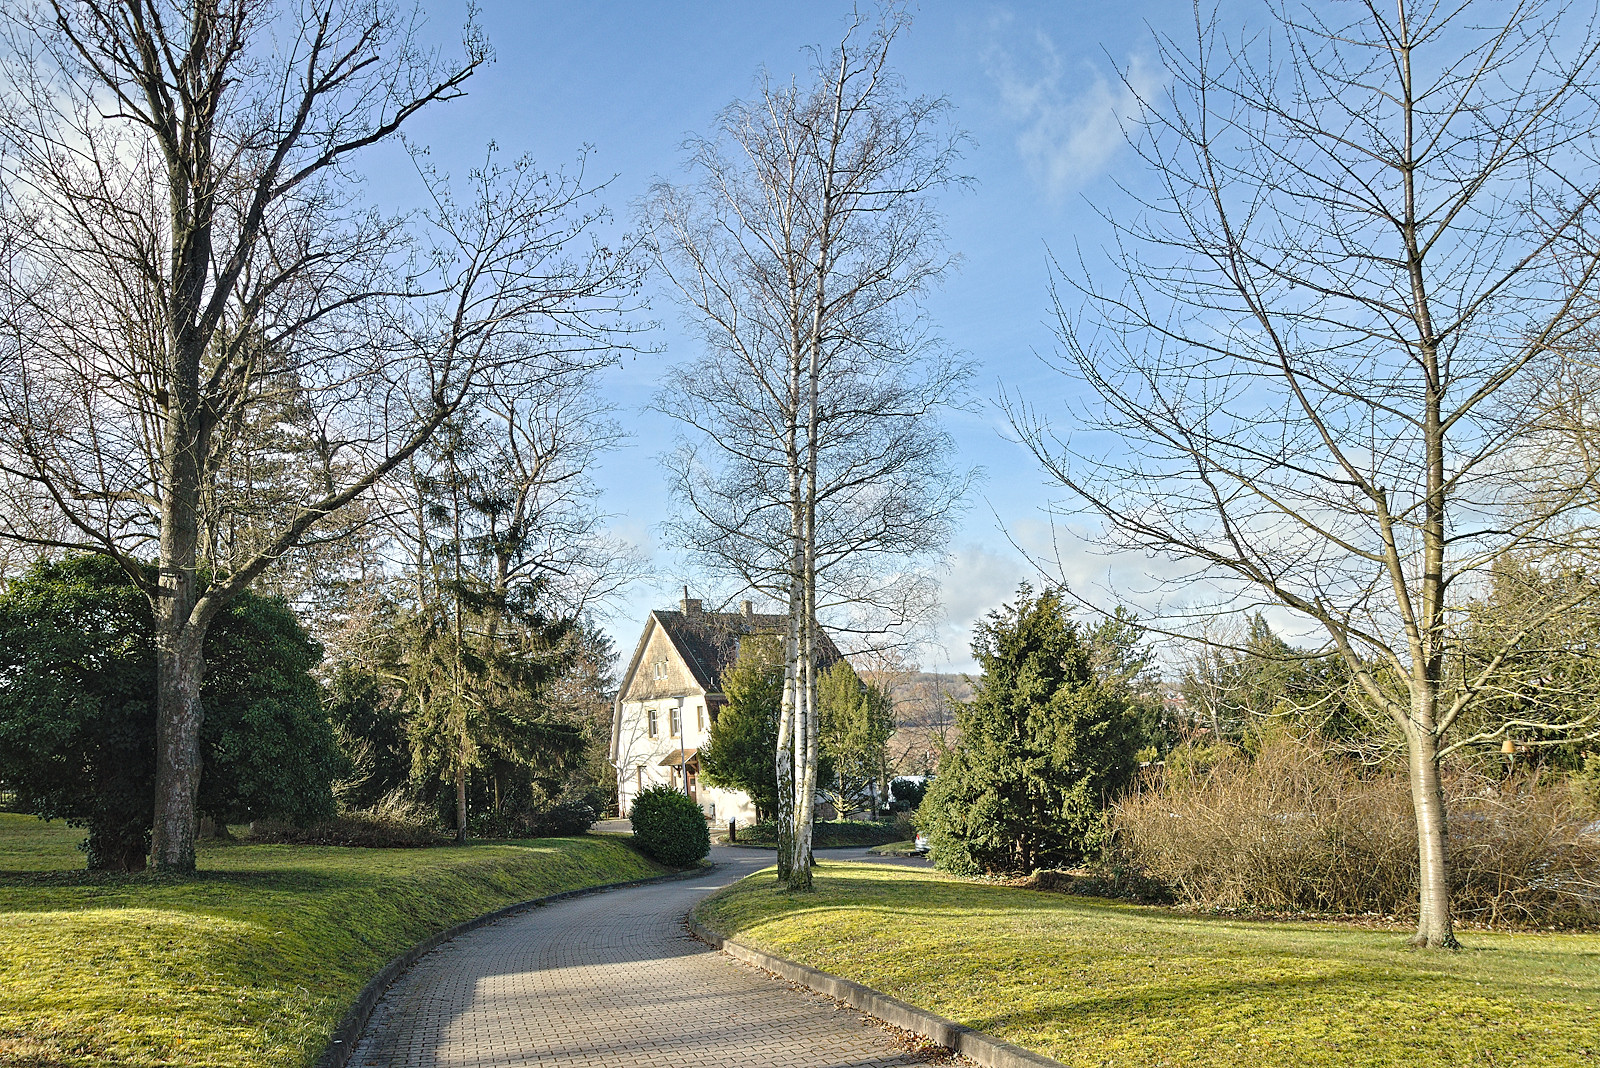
[347,844,937,1067]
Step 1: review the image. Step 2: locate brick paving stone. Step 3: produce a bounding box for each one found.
[347,846,933,1067]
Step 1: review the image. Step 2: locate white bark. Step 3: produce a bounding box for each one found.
[645,5,969,891]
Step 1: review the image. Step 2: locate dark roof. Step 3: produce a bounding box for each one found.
[652,609,844,695]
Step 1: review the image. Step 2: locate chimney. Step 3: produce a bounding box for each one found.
[741,600,753,620]
[681,586,701,615]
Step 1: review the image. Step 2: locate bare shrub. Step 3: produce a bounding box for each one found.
[1451,783,1600,927]
[1113,740,1600,926]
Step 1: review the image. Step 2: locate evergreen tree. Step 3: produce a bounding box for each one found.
[1083,607,1171,757]
[817,661,893,819]
[0,556,340,870]
[324,660,413,811]
[918,585,1141,875]
[699,636,785,821]
[1178,613,1363,749]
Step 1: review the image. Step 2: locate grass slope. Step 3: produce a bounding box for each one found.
[0,814,664,1068]
[696,860,1600,1068]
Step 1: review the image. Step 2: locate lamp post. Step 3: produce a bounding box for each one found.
[1502,735,1516,780]
[677,697,690,803]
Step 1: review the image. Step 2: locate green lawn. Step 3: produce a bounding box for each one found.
[0,813,665,1068]
[865,839,922,856]
[695,860,1600,1068]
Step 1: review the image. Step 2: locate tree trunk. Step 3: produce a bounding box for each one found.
[789,609,818,889]
[150,399,207,872]
[1407,721,1457,947]
[776,359,805,884]
[775,588,798,884]
[456,760,469,844]
[150,626,206,871]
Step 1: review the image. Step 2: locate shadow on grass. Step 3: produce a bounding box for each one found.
[0,866,342,892]
[714,863,1181,926]
[958,965,1374,1033]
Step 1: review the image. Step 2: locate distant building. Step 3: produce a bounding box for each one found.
[609,592,841,822]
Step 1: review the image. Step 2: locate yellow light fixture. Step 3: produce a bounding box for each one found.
[1501,737,1516,756]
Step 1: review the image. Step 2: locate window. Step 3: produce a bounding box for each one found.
[647,708,658,738]
[669,706,682,738]
[697,706,705,733]
[653,658,668,680]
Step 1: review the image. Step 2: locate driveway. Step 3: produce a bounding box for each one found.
[347,843,938,1067]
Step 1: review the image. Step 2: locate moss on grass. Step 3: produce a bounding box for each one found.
[695,860,1600,1068]
[0,813,664,1067]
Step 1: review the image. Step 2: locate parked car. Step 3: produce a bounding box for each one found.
[913,831,930,853]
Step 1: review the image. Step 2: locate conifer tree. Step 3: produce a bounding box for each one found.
[919,585,1141,875]
[699,636,785,821]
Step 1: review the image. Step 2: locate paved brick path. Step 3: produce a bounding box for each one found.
[347,846,935,1067]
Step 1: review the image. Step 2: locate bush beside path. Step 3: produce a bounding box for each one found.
[695,860,1600,1068]
[0,814,664,1067]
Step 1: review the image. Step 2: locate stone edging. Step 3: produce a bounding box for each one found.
[315,862,711,1068]
[685,912,1067,1068]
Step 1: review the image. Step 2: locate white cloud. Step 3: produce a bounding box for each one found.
[984,23,1162,200]
[928,542,1031,672]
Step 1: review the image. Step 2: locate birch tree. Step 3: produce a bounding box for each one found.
[1008,0,1600,946]
[0,1,637,870]
[643,4,969,888]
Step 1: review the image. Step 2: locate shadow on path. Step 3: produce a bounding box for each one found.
[346,846,936,1068]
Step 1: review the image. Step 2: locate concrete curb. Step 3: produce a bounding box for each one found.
[315,862,711,1068]
[686,913,1067,1068]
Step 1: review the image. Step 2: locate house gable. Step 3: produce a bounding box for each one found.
[620,614,706,703]
[609,595,850,823]
[609,596,848,767]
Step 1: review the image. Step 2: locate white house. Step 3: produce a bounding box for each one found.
[609,592,841,823]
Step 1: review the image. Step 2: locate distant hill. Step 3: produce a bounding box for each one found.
[861,671,974,777]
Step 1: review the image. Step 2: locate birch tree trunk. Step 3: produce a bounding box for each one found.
[775,576,799,884]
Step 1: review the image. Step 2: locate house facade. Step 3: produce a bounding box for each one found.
[609,593,840,823]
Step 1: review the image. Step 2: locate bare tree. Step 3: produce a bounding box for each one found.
[0,1,637,870]
[643,4,970,888]
[1008,0,1600,947]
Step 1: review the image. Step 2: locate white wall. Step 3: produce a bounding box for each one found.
[614,695,758,824]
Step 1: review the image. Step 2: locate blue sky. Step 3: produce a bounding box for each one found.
[384,1,1193,672]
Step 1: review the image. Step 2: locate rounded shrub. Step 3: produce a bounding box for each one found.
[630,784,710,867]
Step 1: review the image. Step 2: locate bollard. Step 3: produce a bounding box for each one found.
[728,818,737,843]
